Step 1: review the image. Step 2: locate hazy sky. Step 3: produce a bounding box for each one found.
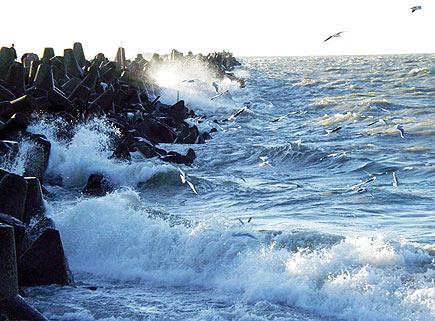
[1,0,434,58]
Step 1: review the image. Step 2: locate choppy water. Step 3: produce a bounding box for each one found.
[4,55,435,321]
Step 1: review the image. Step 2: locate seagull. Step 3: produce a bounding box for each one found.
[210,90,229,101]
[228,106,248,121]
[325,126,342,135]
[410,6,422,13]
[259,156,273,167]
[212,81,219,93]
[272,115,287,123]
[392,171,399,187]
[351,176,376,191]
[324,31,346,42]
[395,124,405,139]
[177,168,198,195]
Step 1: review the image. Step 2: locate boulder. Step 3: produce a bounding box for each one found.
[0,295,48,321]
[63,48,83,78]
[5,62,25,97]
[0,47,15,80]
[0,214,26,257]
[23,134,51,183]
[82,173,113,196]
[73,42,87,68]
[41,47,55,64]
[163,100,189,124]
[23,177,44,224]
[135,118,176,144]
[18,228,72,287]
[0,174,28,221]
[162,148,196,165]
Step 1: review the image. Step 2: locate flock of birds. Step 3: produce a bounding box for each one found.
[177,76,408,196]
[175,4,421,197]
[324,5,423,42]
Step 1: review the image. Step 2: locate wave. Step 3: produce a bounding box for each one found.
[27,118,172,189]
[49,190,435,321]
[408,68,431,77]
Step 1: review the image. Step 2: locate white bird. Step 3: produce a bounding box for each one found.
[177,168,198,195]
[410,6,422,13]
[324,31,346,42]
[210,90,229,101]
[392,172,399,187]
[228,106,248,121]
[351,176,376,191]
[395,124,405,139]
[186,180,198,195]
[259,156,273,167]
[272,115,287,123]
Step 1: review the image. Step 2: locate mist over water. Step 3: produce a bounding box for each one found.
[9,55,435,320]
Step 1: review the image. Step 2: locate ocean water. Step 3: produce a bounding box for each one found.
[4,55,435,321]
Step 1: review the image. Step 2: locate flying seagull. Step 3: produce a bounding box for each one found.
[210,90,229,101]
[324,31,346,42]
[178,168,198,195]
[228,106,248,121]
[392,172,399,187]
[410,6,422,13]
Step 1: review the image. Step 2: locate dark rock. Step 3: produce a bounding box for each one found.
[50,56,68,84]
[136,118,176,144]
[1,113,29,135]
[0,83,15,101]
[27,60,42,85]
[31,64,55,91]
[64,48,84,79]
[0,140,19,161]
[41,47,55,63]
[111,137,131,160]
[0,95,36,120]
[23,134,51,183]
[89,86,115,112]
[28,217,55,241]
[0,174,28,221]
[82,173,113,196]
[68,84,91,105]
[73,42,87,68]
[61,77,82,96]
[5,62,25,97]
[162,148,196,165]
[0,47,16,80]
[0,295,48,321]
[0,213,26,256]
[163,100,189,124]
[23,177,44,224]
[132,140,164,158]
[80,69,98,91]
[18,228,72,287]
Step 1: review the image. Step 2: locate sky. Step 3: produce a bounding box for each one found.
[1,0,434,58]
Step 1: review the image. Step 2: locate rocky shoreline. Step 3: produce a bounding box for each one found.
[0,43,242,320]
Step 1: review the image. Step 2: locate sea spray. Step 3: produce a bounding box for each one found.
[27,118,172,189]
[46,189,434,321]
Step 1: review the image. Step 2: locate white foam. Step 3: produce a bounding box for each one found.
[49,190,435,321]
[27,118,171,189]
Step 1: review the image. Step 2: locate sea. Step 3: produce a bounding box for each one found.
[3,54,434,321]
